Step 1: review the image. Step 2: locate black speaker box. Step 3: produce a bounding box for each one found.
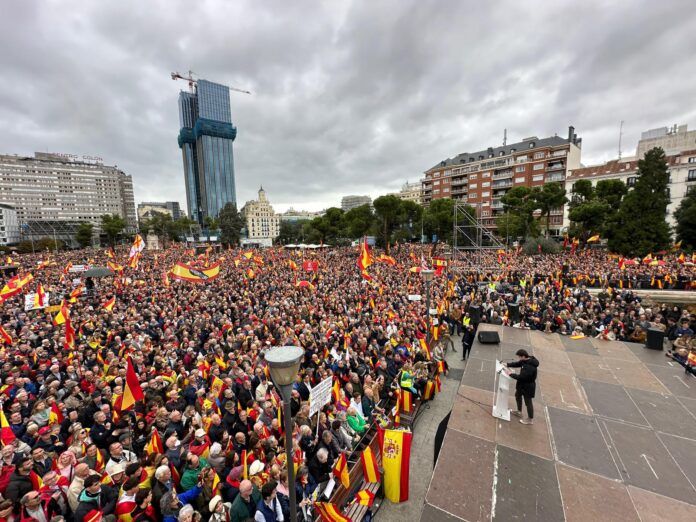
[478,331,500,344]
[468,305,481,324]
[507,303,520,322]
[645,328,665,351]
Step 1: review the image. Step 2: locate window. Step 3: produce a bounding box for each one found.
[481,191,490,198]
[443,187,450,193]
[433,189,440,194]
[469,183,477,189]
[515,166,525,172]
[528,142,535,148]
[499,151,505,156]
[433,172,440,178]
[433,180,440,186]
[689,169,696,181]
[688,157,696,163]
[482,182,490,188]
[517,155,527,162]
[533,152,545,159]
[533,163,545,170]
[482,172,491,178]
[627,177,637,187]
[533,174,544,182]
[469,174,477,180]
[482,210,490,216]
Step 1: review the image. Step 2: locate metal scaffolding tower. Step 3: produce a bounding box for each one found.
[452,201,505,265]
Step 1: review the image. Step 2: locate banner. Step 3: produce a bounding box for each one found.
[309,377,333,418]
[382,428,412,503]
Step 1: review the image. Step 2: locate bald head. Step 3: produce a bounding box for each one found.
[75,463,90,479]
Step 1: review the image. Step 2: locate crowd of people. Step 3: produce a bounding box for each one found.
[0,243,693,522]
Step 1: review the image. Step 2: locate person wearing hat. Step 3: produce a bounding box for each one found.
[188,429,211,459]
[208,494,232,522]
[219,466,243,504]
[73,474,117,522]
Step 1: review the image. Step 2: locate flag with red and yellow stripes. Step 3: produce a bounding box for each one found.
[360,445,380,483]
[333,452,350,489]
[355,488,375,507]
[315,502,351,522]
[145,429,164,455]
[382,429,412,503]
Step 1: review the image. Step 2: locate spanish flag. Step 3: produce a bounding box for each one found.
[146,429,164,455]
[377,254,397,266]
[419,338,431,360]
[332,379,341,403]
[587,234,600,243]
[95,448,105,472]
[102,296,116,312]
[107,261,124,273]
[48,402,64,424]
[1,408,16,445]
[333,452,350,489]
[121,357,144,411]
[53,301,69,326]
[36,283,47,308]
[0,326,12,346]
[355,488,376,507]
[382,429,412,503]
[315,502,351,522]
[169,262,221,283]
[423,380,436,400]
[357,239,373,271]
[0,273,34,301]
[400,389,414,413]
[360,446,380,483]
[288,259,298,271]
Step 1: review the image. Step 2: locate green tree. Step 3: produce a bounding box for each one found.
[608,147,671,256]
[101,214,126,246]
[569,179,594,207]
[533,182,568,236]
[568,200,610,239]
[276,220,304,245]
[399,200,424,241]
[373,195,403,252]
[218,203,245,246]
[674,189,696,250]
[496,212,527,242]
[423,198,457,243]
[75,222,94,248]
[341,204,374,239]
[595,179,627,209]
[203,216,219,231]
[501,186,539,237]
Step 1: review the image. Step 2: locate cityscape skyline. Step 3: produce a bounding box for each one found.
[1,1,695,213]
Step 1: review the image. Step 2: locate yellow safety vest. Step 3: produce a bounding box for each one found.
[400,371,413,389]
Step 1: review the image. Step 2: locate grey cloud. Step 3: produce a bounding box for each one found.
[1,0,695,213]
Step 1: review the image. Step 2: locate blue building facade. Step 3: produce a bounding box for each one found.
[178,80,237,223]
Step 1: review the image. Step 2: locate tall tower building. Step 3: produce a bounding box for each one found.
[177,79,237,223]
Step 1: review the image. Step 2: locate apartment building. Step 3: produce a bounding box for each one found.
[422,127,582,236]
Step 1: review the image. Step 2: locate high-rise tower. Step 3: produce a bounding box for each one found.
[177,79,237,223]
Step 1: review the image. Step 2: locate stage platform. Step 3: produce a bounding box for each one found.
[421,324,696,522]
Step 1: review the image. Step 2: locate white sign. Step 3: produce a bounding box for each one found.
[69,264,91,273]
[407,294,422,301]
[309,377,333,418]
[25,292,51,311]
[492,360,512,421]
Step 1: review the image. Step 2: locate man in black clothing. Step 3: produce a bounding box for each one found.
[462,325,475,360]
[505,349,539,425]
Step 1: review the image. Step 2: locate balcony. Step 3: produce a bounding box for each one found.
[451,186,468,195]
[492,170,513,180]
[547,162,565,171]
[546,173,565,182]
[492,180,512,189]
[451,179,467,186]
[491,199,504,210]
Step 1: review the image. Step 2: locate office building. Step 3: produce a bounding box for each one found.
[564,149,696,230]
[177,79,238,224]
[341,195,372,212]
[241,187,280,247]
[137,201,183,221]
[0,204,20,246]
[390,181,423,205]
[0,152,136,244]
[422,126,582,236]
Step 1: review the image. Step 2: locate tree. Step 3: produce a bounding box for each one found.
[373,195,403,252]
[75,222,94,248]
[501,187,539,237]
[101,214,126,246]
[608,147,671,256]
[203,216,219,231]
[674,189,696,250]
[533,182,567,236]
[423,198,457,244]
[342,204,374,239]
[595,179,627,209]
[569,179,594,207]
[276,220,304,245]
[496,212,527,242]
[568,200,610,239]
[218,203,245,246]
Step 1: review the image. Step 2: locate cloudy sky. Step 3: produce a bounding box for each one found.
[1,1,695,213]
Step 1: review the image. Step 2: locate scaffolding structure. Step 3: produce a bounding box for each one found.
[452,202,504,265]
[21,220,83,249]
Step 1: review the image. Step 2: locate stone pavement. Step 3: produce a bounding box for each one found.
[378,334,467,522]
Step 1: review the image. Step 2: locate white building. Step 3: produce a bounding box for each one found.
[279,208,324,222]
[636,124,696,158]
[0,152,137,232]
[241,187,280,247]
[390,181,423,205]
[0,204,20,246]
[341,195,372,212]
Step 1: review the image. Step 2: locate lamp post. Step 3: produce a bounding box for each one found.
[265,345,305,522]
[421,269,435,342]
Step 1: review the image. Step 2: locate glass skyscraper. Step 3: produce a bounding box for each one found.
[177,79,237,223]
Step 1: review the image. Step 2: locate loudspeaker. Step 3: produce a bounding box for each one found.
[468,305,481,324]
[478,331,500,344]
[645,328,665,351]
[507,303,520,323]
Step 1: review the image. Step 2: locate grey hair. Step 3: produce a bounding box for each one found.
[178,504,194,520]
[154,465,170,480]
[316,448,328,460]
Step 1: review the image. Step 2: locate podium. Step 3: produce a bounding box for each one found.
[492,360,513,421]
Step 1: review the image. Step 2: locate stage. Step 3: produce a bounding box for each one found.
[421,324,696,522]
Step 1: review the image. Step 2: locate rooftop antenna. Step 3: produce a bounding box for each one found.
[503,128,507,146]
[618,120,624,160]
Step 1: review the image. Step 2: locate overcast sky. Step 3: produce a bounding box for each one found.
[1,1,695,213]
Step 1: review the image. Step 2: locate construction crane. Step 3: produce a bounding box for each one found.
[171,70,251,95]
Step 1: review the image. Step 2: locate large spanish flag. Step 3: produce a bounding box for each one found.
[0,273,34,301]
[121,357,144,411]
[146,429,164,455]
[315,502,351,522]
[169,262,220,283]
[382,429,412,503]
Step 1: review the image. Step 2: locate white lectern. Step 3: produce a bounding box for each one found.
[492,360,512,421]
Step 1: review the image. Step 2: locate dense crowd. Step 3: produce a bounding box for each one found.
[0,244,694,522]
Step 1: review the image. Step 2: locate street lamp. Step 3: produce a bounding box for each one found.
[421,269,435,342]
[265,345,305,522]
